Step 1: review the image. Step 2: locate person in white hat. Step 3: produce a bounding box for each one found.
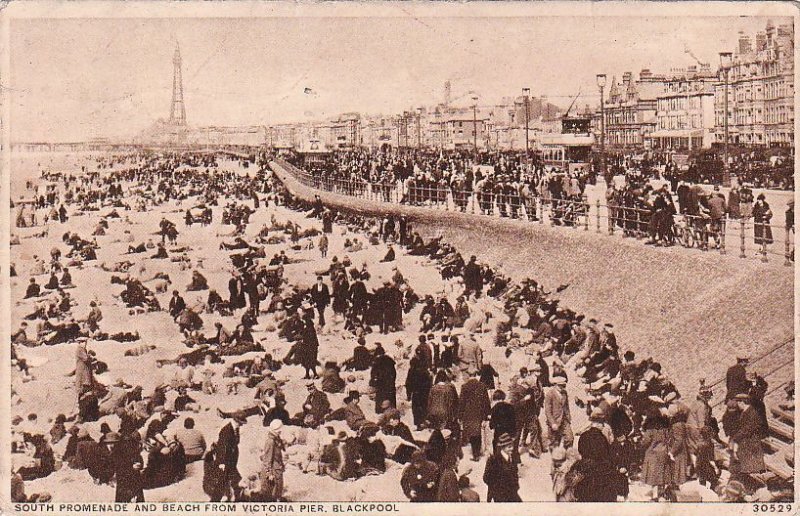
[260,419,285,501]
[544,376,573,450]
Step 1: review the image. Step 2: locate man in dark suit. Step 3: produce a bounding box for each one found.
[109,432,144,502]
[216,414,244,501]
[369,345,397,414]
[726,357,750,402]
[168,291,186,319]
[462,256,482,298]
[309,276,330,326]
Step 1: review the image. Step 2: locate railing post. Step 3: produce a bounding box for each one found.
[596,199,601,233]
[583,196,589,231]
[761,237,768,263]
[538,197,544,224]
[608,205,614,235]
[635,209,643,240]
[785,226,792,267]
[719,218,726,255]
[740,218,746,259]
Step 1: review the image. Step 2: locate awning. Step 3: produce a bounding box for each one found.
[648,129,704,138]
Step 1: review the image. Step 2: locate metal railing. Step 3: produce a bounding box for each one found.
[276,159,795,266]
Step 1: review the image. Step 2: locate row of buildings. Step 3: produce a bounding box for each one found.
[276,19,793,155]
[266,94,566,153]
[603,20,794,153]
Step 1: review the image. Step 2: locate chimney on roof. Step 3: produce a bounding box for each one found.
[640,69,653,80]
[756,31,767,51]
[738,32,753,55]
[766,20,776,42]
[622,72,632,87]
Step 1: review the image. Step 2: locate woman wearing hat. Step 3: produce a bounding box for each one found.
[426,370,459,429]
[640,411,672,500]
[667,403,691,488]
[752,193,774,249]
[729,393,766,485]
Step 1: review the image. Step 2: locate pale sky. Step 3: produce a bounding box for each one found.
[8,12,790,142]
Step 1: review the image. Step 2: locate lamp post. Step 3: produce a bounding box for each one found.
[416,107,423,149]
[403,112,410,149]
[471,94,479,154]
[596,74,607,180]
[523,87,530,161]
[719,52,733,187]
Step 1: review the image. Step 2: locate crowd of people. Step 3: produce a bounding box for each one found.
[8,149,792,505]
[281,148,792,260]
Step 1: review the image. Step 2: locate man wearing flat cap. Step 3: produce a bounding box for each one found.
[725,357,750,402]
[545,376,573,450]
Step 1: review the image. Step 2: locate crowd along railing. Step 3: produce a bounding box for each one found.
[275,159,794,266]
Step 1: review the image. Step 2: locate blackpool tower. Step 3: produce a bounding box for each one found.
[169,42,187,126]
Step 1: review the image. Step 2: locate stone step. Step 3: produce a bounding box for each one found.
[769,418,794,442]
[770,406,794,426]
[763,436,793,456]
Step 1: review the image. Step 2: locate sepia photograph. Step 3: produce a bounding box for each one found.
[3,1,796,510]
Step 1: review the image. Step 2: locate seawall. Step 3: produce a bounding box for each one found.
[270,160,794,399]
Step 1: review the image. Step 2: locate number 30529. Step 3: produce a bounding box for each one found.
[753,504,793,512]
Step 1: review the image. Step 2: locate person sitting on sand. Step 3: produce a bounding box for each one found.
[60,267,74,288]
[24,278,41,299]
[44,272,60,290]
[152,242,168,259]
[187,270,209,291]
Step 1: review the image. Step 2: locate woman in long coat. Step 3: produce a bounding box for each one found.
[667,403,690,487]
[331,274,350,317]
[405,352,432,429]
[369,347,397,413]
[752,194,774,246]
[298,318,320,379]
[426,370,459,429]
[727,186,741,219]
[574,426,619,502]
[459,374,491,459]
[640,412,671,500]
[75,339,94,396]
[730,395,766,478]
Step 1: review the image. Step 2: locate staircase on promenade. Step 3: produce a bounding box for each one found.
[761,404,794,483]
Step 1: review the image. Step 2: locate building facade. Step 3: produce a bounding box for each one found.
[650,66,718,150]
[603,70,666,151]
[714,21,794,147]
[330,113,362,149]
